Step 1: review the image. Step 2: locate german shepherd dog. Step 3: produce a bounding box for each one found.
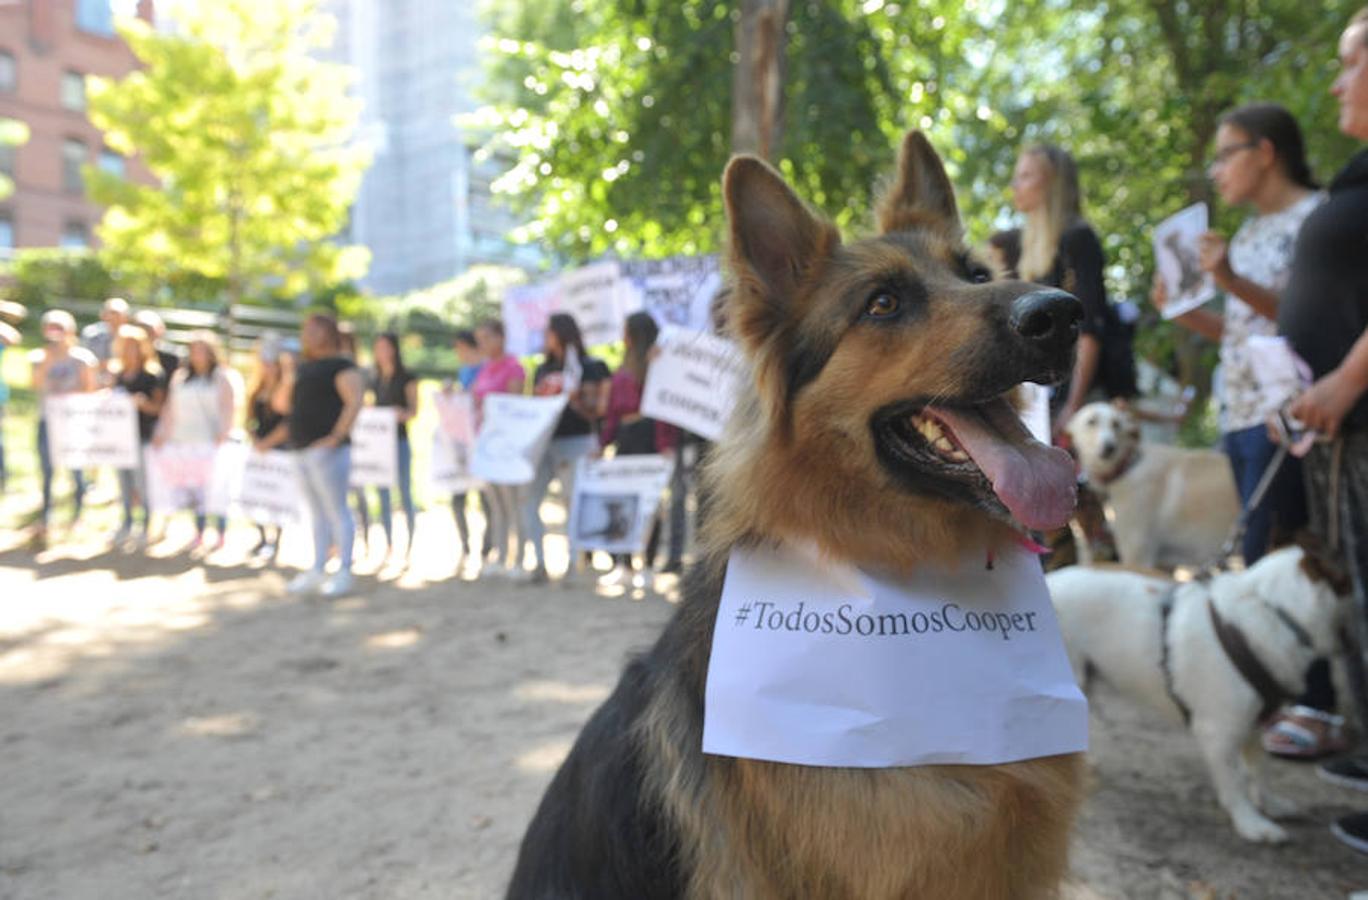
[507,132,1086,899]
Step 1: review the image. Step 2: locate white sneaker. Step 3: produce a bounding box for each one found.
[598,566,627,587]
[287,570,326,595]
[484,563,509,579]
[320,572,354,598]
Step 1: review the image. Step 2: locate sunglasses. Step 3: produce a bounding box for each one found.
[1208,141,1258,168]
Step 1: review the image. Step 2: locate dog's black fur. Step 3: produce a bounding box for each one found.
[506,563,723,898]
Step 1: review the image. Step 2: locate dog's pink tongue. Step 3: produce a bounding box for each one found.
[929,401,1077,531]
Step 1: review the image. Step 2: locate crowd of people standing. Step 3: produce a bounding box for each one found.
[1,296,699,599]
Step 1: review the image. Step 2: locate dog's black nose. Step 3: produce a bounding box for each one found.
[1009,290,1083,350]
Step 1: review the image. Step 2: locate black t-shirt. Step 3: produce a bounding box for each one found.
[156,348,183,389]
[251,393,285,442]
[1279,149,1368,432]
[289,357,356,448]
[1039,222,1109,339]
[373,370,415,440]
[119,369,162,443]
[1006,221,1115,405]
[534,354,611,438]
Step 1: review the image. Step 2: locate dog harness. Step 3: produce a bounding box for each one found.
[1207,600,1298,724]
[1159,582,1312,727]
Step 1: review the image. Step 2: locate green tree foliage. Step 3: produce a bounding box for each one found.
[480,0,1360,412]
[475,0,924,261]
[85,0,370,306]
[0,250,117,312]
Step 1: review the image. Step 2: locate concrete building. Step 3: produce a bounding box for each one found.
[324,0,539,296]
[0,0,155,254]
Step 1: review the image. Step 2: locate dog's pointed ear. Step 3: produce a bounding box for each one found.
[877,131,962,238]
[724,156,838,302]
[722,156,839,426]
[723,155,839,347]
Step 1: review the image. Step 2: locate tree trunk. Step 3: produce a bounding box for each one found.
[731,0,791,161]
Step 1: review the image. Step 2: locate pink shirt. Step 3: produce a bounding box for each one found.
[471,354,526,421]
[600,368,677,453]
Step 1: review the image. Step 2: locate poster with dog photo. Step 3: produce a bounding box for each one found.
[1153,203,1217,320]
[568,455,674,553]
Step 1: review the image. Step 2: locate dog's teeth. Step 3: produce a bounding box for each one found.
[914,416,943,442]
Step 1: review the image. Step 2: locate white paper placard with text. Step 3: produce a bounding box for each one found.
[349,406,399,488]
[45,392,140,470]
[703,543,1088,767]
[471,394,568,485]
[1154,203,1217,320]
[640,326,745,441]
[568,454,674,552]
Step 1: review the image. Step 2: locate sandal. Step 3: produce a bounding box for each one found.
[1262,705,1350,760]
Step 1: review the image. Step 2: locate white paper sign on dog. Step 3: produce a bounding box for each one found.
[703,543,1088,768]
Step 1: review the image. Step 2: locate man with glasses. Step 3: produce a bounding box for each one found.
[1277,6,1368,853]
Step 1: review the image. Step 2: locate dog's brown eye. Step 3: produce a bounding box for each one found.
[865,293,900,318]
[969,267,992,284]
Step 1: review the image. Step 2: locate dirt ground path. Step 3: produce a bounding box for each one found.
[0,507,1364,899]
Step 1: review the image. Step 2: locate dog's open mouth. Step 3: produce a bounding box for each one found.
[874,393,1077,532]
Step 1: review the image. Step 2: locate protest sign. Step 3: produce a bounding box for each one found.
[567,454,673,553]
[640,326,745,441]
[349,406,399,488]
[430,390,480,495]
[471,394,568,485]
[703,543,1088,767]
[619,256,723,332]
[503,281,559,356]
[430,430,480,495]
[433,390,477,445]
[45,392,140,470]
[1154,203,1217,320]
[558,261,623,348]
[217,444,307,526]
[146,442,220,513]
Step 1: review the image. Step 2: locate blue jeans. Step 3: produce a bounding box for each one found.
[298,445,354,573]
[522,434,597,571]
[376,437,415,551]
[1222,424,1305,565]
[37,418,86,527]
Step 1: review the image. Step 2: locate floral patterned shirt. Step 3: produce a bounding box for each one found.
[1218,191,1323,433]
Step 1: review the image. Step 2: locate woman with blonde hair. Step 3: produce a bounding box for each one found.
[1011,144,1114,435]
[111,324,164,546]
[152,330,237,552]
[246,333,294,560]
[30,309,98,545]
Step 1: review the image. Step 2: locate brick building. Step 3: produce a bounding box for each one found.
[0,0,155,255]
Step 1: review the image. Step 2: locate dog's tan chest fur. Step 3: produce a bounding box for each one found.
[678,755,1083,900]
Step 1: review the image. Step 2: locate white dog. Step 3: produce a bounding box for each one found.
[1048,545,1344,842]
[1067,401,1240,568]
